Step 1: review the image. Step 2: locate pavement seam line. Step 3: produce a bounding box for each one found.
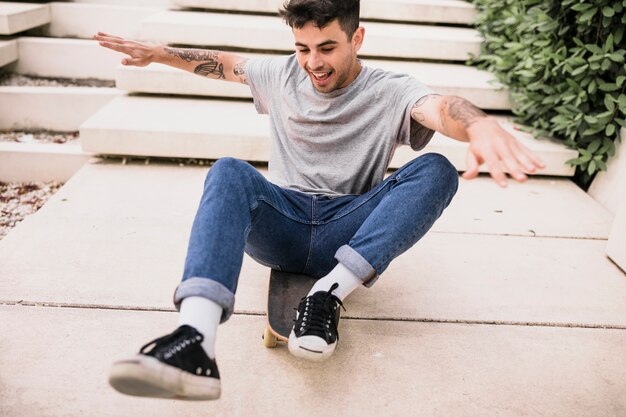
[2,300,626,331]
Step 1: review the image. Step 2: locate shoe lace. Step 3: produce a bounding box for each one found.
[294,283,346,337]
[139,325,203,357]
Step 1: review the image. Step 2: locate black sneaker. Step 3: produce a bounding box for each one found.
[108,325,220,400]
[288,283,345,361]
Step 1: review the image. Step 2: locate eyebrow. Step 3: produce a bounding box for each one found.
[295,40,338,49]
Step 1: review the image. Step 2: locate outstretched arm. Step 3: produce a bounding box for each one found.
[93,32,249,84]
[410,94,545,187]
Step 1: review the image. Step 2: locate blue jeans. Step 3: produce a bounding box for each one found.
[174,153,458,322]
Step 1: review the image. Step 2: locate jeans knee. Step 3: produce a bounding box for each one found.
[204,157,252,189]
[421,153,459,191]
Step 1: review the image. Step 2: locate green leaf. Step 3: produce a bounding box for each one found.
[582,125,607,136]
[616,26,625,45]
[618,94,626,110]
[599,138,614,154]
[609,53,625,63]
[605,95,616,112]
[599,82,620,92]
[588,139,601,153]
[596,159,608,171]
[586,44,603,55]
[579,7,598,22]
[606,124,616,136]
[588,160,597,176]
[617,76,626,87]
[602,6,615,17]
[566,157,585,166]
[605,34,615,53]
[571,64,589,76]
[571,3,594,12]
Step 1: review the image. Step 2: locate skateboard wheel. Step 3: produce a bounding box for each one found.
[263,326,277,348]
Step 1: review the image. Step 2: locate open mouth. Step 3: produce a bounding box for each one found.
[310,70,332,82]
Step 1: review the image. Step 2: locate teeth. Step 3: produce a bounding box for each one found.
[312,71,330,80]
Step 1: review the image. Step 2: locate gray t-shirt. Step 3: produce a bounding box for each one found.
[245,54,435,196]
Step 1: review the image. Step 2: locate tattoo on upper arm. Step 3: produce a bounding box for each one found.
[233,61,248,85]
[411,94,440,125]
[447,96,487,128]
[164,47,225,79]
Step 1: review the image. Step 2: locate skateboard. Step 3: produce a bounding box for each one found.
[263,269,318,348]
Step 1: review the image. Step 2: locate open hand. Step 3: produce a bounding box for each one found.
[93,32,155,67]
[463,118,546,187]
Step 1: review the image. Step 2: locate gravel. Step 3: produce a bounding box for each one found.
[0,182,63,240]
[0,131,79,144]
[0,72,115,88]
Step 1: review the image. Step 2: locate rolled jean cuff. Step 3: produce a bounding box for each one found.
[173,277,235,323]
[335,244,378,288]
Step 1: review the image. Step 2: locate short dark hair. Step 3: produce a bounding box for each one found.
[279,0,360,39]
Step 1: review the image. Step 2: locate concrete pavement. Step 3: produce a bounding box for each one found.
[1,158,625,416]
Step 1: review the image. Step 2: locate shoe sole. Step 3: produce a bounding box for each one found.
[109,355,220,401]
[287,331,335,362]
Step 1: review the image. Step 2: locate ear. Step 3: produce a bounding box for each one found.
[352,26,365,52]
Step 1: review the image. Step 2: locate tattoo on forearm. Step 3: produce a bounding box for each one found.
[164,47,219,62]
[194,61,225,79]
[164,47,225,79]
[233,61,248,84]
[447,96,487,128]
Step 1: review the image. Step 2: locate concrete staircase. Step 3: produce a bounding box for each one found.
[1,0,578,179]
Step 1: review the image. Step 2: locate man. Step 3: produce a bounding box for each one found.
[96,0,544,401]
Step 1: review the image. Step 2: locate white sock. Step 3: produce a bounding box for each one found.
[178,296,222,359]
[308,262,363,301]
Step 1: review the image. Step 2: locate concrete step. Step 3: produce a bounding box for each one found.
[80,96,576,176]
[0,86,124,131]
[141,11,481,61]
[0,161,617,325]
[0,2,50,35]
[0,39,18,68]
[175,0,478,25]
[2,305,625,416]
[13,37,122,80]
[0,142,92,182]
[73,0,176,9]
[42,2,164,40]
[116,58,510,110]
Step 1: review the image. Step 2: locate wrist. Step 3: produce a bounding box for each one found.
[151,45,166,65]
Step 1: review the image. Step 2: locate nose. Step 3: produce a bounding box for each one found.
[307,51,324,71]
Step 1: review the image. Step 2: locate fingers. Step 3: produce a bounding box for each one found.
[94,32,124,41]
[462,150,480,180]
[122,57,146,66]
[483,153,508,188]
[98,40,130,55]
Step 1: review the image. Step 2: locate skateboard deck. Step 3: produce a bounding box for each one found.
[263,269,317,347]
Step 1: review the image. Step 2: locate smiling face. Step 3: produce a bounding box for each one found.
[293,20,364,93]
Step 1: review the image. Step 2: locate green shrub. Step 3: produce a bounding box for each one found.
[469,0,626,186]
